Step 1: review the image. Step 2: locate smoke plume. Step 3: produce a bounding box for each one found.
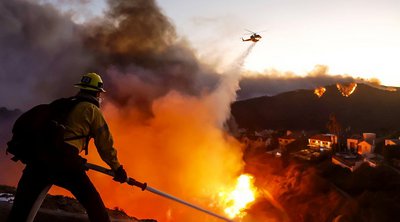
[0,0,246,221]
[0,0,219,112]
[0,0,93,109]
[77,34,256,221]
[237,65,356,100]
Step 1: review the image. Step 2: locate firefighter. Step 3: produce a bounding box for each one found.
[7,72,127,222]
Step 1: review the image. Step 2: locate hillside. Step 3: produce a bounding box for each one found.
[0,185,156,222]
[231,83,400,133]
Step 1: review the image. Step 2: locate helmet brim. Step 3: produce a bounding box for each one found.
[74,84,106,92]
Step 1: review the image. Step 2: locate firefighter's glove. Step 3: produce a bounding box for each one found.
[113,165,128,183]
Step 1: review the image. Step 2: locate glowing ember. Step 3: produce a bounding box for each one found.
[314,87,326,98]
[336,83,357,97]
[219,174,258,219]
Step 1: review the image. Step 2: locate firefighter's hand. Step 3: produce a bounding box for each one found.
[113,165,127,183]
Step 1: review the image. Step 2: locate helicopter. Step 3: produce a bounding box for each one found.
[241,30,263,42]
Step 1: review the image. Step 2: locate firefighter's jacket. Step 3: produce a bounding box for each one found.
[63,99,121,171]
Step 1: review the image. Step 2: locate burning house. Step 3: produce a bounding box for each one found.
[278,132,297,149]
[344,133,377,156]
[277,130,307,154]
[356,133,376,155]
[385,138,400,146]
[346,134,363,153]
[333,133,381,171]
[289,133,336,161]
[277,135,296,156]
[308,134,338,151]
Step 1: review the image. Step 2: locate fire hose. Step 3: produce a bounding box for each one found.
[86,163,233,222]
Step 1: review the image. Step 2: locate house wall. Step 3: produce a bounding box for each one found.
[347,139,359,150]
[332,157,364,172]
[308,134,338,149]
[309,139,332,149]
[385,139,400,146]
[357,141,374,155]
[329,134,338,144]
[331,157,363,172]
[386,140,395,146]
[332,157,350,170]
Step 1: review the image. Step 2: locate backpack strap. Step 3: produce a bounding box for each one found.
[64,135,88,141]
[62,96,99,155]
[64,135,91,155]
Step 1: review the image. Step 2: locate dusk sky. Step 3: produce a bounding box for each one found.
[160,0,400,87]
[50,0,400,87]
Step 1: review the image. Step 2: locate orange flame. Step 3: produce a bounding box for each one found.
[336,83,357,97]
[217,174,258,219]
[48,90,246,221]
[314,87,326,98]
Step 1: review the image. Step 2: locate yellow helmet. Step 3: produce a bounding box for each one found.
[74,72,106,92]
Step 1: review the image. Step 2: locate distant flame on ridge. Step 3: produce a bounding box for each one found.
[336,83,357,97]
[314,87,326,98]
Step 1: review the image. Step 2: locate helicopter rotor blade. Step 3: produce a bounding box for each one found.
[256,29,269,33]
[244,29,256,34]
[244,28,269,35]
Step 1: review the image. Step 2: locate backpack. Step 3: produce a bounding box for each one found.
[6,97,97,164]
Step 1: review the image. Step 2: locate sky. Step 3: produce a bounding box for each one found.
[0,0,397,110]
[156,0,400,86]
[40,0,400,87]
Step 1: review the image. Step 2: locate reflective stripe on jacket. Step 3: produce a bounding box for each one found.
[64,100,121,171]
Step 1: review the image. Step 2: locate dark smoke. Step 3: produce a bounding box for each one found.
[85,0,177,67]
[84,0,220,112]
[237,65,355,100]
[0,0,93,109]
[0,0,220,187]
[1,0,373,113]
[0,0,219,112]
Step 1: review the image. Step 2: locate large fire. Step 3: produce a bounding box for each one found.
[336,83,357,97]
[314,87,326,98]
[314,83,358,98]
[217,174,258,219]
[46,84,249,221]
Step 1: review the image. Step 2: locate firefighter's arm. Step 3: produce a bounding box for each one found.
[89,106,121,171]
